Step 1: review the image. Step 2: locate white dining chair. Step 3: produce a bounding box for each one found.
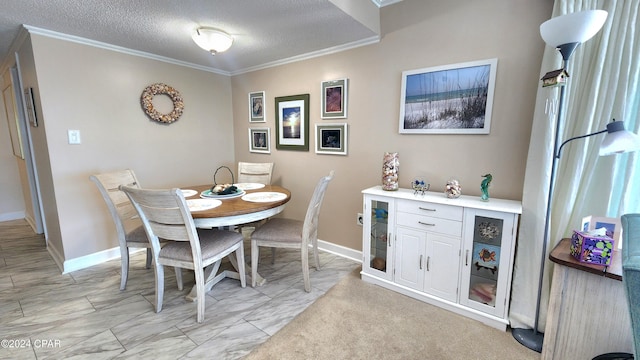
[120,185,246,323]
[237,162,274,185]
[250,170,334,292]
[90,169,176,290]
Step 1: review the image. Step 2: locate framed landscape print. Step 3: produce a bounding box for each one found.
[249,91,265,122]
[399,58,497,134]
[321,78,347,119]
[315,123,347,155]
[248,128,270,154]
[275,94,309,151]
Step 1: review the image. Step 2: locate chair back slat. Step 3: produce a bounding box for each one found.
[238,162,274,184]
[90,169,141,236]
[120,186,201,252]
[302,171,334,245]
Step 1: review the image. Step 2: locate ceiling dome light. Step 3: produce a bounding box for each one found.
[192,27,233,55]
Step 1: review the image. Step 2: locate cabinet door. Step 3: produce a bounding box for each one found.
[460,209,515,317]
[395,227,425,290]
[424,233,460,302]
[362,195,394,281]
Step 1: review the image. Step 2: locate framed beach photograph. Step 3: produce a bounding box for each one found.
[321,78,347,119]
[275,94,309,151]
[399,58,497,134]
[249,91,266,123]
[248,128,270,154]
[315,123,347,155]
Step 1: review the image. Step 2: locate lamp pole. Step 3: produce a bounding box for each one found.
[512,46,574,352]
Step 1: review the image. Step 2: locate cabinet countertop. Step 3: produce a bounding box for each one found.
[362,186,522,214]
[549,237,622,281]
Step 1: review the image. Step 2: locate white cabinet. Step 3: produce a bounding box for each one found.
[361,186,521,330]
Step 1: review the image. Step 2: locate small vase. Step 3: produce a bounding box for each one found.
[382,152,399,191]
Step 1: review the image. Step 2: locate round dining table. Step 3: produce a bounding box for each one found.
[180,183,291,298]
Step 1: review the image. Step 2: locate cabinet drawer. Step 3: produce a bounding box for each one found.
[397,212,463,237]
[397,200,463,221]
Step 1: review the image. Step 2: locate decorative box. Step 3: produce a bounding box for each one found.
[570,230,615,265]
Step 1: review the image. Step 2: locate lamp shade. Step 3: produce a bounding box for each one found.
[540,10,608,48]
[192,28,233,55]
[599,121,640,156]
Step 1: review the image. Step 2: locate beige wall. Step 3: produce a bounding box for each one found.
[26,34,235,262]
[231,0,553,251]
[0,0,553,267]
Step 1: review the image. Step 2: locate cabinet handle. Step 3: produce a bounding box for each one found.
[419,255,423,269]
[418,207,436,212]
[426,256,430,271]
[418,221,435,227]
[465,250,469,266]
[388,234,391,247]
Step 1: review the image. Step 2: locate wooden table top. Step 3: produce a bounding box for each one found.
[549,237,622,281]
[183,184,291,219]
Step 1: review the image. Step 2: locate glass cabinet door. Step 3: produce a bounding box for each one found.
[460,208,515,317]
[466,215,503,308]
[364,195,393,281]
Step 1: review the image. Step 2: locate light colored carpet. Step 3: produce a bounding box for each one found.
[245,267,539,360]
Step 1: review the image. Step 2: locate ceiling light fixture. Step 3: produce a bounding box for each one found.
[192,27,233,55]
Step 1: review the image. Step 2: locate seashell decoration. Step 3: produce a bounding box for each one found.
[382,152,399,191]
[445,178,462,198]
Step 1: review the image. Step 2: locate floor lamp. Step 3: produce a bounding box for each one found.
[511,9,615,352]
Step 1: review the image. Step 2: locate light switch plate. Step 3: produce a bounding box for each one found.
[68,130,81,144]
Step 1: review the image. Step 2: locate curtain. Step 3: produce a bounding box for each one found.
[510,0,640,332]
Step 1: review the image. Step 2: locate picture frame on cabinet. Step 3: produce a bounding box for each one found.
[321,78,347,119]
[399,58,497,134]
[249,91,265,123]
[315,123,347,155]
[275,94,309,151]
[248,127,270,154]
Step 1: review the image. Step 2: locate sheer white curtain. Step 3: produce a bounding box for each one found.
[510,0,640,331]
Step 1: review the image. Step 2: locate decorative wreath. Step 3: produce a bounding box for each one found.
[140,83,184,124]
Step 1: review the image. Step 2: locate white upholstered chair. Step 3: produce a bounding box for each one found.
[250,170,334,292]
[120,185,246,323]
[90,170,156,290]
[237,162,274,185]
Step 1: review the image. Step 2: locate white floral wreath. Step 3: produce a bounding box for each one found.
[140,83,184,124]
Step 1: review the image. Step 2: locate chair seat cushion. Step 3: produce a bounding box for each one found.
[125,225,149,245]
[159,229,243,262]
[251,218,303,243]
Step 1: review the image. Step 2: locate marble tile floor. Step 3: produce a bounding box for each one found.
[0,219,360,359]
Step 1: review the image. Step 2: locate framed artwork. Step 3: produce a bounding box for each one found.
[248,128,270,154]
[315,123,347,155]
[399,58,497,134]
[24,87,38,127]
[275,94,309,151]
[2,84,24,158]
[321,78,347,119]
[249,91,266,123]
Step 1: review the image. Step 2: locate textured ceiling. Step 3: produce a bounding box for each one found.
[0,0,389,75]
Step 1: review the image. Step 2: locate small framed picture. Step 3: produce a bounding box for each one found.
[275,94,309,151]
[321,78,347,119]
[249,91,266,123]
[249,128,270,154]
[315,123,347,155]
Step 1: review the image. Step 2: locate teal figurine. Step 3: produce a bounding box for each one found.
[481,174,492,201]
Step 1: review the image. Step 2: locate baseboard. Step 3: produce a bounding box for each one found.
[0,211,25,222]
[317,239,362,263]
[46,244,65,273]
[62,247,145,274]
[56,239,357,274]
